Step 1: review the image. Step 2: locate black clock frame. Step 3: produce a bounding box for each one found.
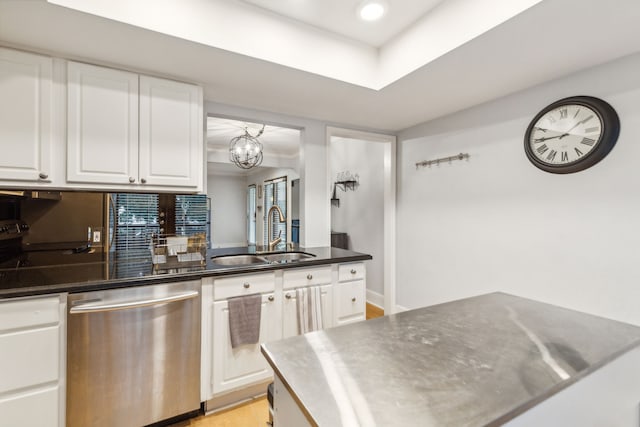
[524,96,620,174]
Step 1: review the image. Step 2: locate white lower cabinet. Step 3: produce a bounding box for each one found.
[202,262,367,407]
[334,263,366,326]
[0,295,66,427]
[204,272,280,400]
[212,292,279,395]
[282,265,334,339]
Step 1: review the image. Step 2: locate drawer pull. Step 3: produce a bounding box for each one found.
[268,295,274,302]
[307,274,313,280]
[285,293,292,299]
[129,176,135,183]
[243,283,250,289]
[38,172,48,180]
[350,269,357,274]
[351,297,356,302]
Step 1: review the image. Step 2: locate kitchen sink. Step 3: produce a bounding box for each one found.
[211,254,268,266]
[260,252,315,263]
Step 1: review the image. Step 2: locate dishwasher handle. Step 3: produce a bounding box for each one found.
[69,290,199,314]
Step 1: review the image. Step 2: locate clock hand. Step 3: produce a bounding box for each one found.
[534,135,564,143]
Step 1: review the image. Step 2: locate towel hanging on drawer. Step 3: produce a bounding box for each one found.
[228,293,262,348]
[296,286,323,334]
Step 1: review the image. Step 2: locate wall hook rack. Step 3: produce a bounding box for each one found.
[416,152,470,169]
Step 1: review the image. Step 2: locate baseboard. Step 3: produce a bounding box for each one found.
[204,380,271,414]
[395,304,409,312]
[366,289,384,308]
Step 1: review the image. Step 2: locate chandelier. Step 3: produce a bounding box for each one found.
[229,125,265,169]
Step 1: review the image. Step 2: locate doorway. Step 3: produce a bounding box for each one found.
[327,127,396,314]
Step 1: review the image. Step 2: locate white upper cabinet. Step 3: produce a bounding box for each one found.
[139,76,203,188]
[66,61,203,191]
[0,48,52,183]
[67,61,139,185]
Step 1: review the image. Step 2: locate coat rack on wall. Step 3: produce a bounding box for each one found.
[331,171,359,207]
[416,152,470,169]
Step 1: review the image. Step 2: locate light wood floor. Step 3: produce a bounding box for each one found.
[178,304,385,426]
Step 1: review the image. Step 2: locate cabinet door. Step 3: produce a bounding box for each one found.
[67,61,139,185]
[0,48,52,183]
[139,76,202,189]
[282,284,333,339]
[334,279,366,326]
[212,293,279,395]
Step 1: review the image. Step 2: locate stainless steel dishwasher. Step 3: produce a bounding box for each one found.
[67,280,201,427]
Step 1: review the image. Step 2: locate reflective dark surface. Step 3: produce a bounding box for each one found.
[0,246,371,298]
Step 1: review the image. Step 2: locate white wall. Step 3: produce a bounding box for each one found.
[330,137,385,297]
[397,52,640,325]
[207,172,247,247]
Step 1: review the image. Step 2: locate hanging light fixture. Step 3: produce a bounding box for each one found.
[229,125,265,169]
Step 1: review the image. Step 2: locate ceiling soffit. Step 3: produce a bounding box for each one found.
[46,0,543,90]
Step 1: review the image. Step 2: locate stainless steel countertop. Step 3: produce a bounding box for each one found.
[261,292,640,427]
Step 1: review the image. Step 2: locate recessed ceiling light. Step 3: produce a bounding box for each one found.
[358,1,387,22]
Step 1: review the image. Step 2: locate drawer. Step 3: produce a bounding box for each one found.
[338,262,365,282]
[0,326,60,393]
[0,296,59,332]
[213,273,275,300]
[283,266,332,289]
[335,280,365,324]
[0,386,59,426]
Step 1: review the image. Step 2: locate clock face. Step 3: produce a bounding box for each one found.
[524,96,620,174]
[528,104,603,166]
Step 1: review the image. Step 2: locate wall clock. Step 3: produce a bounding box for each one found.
[524,96,620,174]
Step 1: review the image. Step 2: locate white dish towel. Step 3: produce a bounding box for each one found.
[296,286,323,334]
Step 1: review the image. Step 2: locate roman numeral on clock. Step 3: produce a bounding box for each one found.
[581,137,596,146]
[559,108,568,119]
[561,151,569,162]
[546,150,557,161]
[536,144,549,155]
[584,126,600,134]
[575,147,584,157]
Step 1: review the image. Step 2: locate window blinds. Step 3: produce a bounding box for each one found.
[175,194,209,244]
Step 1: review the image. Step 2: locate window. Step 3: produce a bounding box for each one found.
[263,177,287,247]
[247,185,257,245]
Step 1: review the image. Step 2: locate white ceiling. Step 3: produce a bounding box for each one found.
[239,0,445,47]
[207,117,301,157]
[1,0,640,132]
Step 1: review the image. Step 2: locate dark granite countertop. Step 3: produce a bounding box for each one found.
[261,292,640,427]
[0,246,371,299]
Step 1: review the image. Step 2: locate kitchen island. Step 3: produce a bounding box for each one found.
[261,292,640,426]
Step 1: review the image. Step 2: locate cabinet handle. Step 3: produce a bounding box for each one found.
[141,178,147,184]
[307,274,313,280]
[351,297,356,302]
[350,269,357,274]
[268,295,274,302]
[243,282,250,289]
[285,293,291,299]
[38,172,48,180]
[129,177,135,183]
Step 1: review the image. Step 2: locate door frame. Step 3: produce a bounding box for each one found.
[326,127,397,314]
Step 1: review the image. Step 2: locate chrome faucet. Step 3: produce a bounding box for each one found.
[267,205,286,251]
